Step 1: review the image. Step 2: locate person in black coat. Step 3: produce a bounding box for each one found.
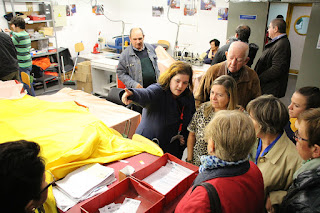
[121,61,196,159]
[280,108,320,212]
[211,25,258,68]
[0,31,19,81]
[255,18,291,98]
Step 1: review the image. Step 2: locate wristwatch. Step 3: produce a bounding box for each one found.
[186,158,192,163]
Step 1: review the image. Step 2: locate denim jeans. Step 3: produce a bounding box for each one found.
[19,66,36,96]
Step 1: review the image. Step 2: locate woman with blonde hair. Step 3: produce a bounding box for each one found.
[121,61,195,158]
[247,95,302,213]
[176,110,264,212]
[186,75,238,166]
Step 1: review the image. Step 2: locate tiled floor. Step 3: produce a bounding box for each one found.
[34,80,77,96]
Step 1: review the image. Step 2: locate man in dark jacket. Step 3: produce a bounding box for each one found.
[255,18,291,98]
[211,25,258,68]
[0,31,19,81]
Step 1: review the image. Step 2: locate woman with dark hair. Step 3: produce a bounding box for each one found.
[280,108,320,212]
[286,86,320,143]
[247,95,302,213]
[121,61,195,158]
[0,140,50,213]
[203,39,220,64]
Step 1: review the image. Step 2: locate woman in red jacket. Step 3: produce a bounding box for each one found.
[175,110,265,213]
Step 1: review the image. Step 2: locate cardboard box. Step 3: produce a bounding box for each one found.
[76,72,92,83]
[40,27,53,36]
[77,61,91,74]
[131,153,198,205]
[77,81,93,94]
[80,177,164,213]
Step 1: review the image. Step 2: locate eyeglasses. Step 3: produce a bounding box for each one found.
[293,131,308,142]
[39,170,56,195]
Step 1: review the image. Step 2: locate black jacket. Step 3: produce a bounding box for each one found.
[280,166,320,213]
[0,32,19,79]
[255,35,291,98]
[211,38,258,68]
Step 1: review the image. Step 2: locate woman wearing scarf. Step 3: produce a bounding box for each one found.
[176,110,265,213]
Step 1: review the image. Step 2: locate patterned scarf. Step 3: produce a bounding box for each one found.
[199,155,248,173]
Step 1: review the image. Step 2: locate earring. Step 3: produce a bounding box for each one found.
[32,207,36,212]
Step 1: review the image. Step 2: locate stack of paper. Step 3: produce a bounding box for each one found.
[99,198,141,213]
[142,160,194,194]
[52,163,116,211]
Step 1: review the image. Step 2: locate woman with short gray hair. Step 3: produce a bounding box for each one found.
[247,95,302,213]
[176,110,265,212]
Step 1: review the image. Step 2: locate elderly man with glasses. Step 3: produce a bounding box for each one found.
[195,41,261,109]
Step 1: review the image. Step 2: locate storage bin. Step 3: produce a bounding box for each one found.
[131,153,198,205]
[80,177,164,213]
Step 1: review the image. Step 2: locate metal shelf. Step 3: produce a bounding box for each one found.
[31,47,67,58]
[3,0,62,92]
[27,19,53,24]
[30,36,53,41]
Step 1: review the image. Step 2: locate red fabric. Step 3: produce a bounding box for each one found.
[117,76,126,89]
[175,162,265,213]
[32,57,51,70]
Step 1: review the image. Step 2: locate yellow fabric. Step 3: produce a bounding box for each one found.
[290,117,298,132]
[0,95,163,212]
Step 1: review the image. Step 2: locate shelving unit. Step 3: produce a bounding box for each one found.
[2,0,62,93]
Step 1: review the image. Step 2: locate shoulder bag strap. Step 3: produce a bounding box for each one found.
[192,182,222,213]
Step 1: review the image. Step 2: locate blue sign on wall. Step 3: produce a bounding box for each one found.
[240,15,257,20]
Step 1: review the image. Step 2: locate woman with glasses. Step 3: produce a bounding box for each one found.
[280,108,320,212]
[0,140,51,213]
[247,95,302,213]
[286,86,320,143]
[186,75,239,166]
[121,61,195,159]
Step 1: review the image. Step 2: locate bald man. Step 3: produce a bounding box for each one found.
[116,28,159,89]
[195,41,261,108]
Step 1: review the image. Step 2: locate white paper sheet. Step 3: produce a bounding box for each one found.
[142,160,194,194]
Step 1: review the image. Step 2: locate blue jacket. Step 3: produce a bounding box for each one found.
[203,49,212,64]
[128,83,195,159]
[116,43,160,88]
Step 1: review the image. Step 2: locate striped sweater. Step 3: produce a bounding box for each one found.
[10,30,32,68]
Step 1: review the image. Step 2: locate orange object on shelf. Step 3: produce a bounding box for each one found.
[28,15,46,21]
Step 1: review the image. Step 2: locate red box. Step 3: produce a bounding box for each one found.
[29,15,46,21]
[80,177,164,213]
[131,153,198,205]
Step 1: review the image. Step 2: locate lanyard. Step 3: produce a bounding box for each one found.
[255,134,281,164]
[178,106,185,133]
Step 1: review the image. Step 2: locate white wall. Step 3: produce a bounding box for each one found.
[267,3,288,25]
[1,0,229,59]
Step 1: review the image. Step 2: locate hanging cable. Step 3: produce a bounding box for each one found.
[167,0,180,52]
